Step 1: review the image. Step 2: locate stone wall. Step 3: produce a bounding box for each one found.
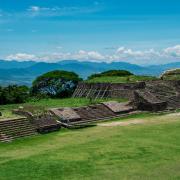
[72,80,180,103]
[72,82,145,99]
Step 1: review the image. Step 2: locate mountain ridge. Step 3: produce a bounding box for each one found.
[0,60,180,86]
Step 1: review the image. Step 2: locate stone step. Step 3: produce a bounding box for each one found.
[0,121,31,127]
[1,128,36,135]
[0,133,14,143]
[0,125,36,132]
[0,118,38,142]
[0,123,35,128]
[0,129,36,136]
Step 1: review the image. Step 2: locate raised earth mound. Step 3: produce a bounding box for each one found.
[160,68,180,80]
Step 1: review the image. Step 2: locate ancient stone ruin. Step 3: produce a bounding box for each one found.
[73,80,180,111]
[134,80,180,111]
[0,117,37,142]
[0,109,61,142]
[50,101,134,127]
[0,79,179,142]
[72,82,145,100]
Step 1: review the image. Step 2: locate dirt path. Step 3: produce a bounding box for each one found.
[98,120,145,127]
[98,112,180,127]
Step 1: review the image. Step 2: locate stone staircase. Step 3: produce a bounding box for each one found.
[0,118,37,142]
[0,133,13,143]
[13,110,61,134]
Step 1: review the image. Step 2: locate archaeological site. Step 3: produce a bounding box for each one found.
[0,69,180,142]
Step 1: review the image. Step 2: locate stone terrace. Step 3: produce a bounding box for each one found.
[0,118,37,142]
[50,101,134,126]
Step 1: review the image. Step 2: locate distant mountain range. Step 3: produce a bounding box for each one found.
[0,60,180,86]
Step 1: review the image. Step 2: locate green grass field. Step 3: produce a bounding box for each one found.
[87,75,158,83]
[0,112,180,179]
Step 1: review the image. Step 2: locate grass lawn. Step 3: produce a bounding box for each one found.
[0,98,127,120]
[0,112,180,179]
[87,75,158,83]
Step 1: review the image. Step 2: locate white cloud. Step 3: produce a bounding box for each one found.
[6,53,38,61]
[28,6,40,12]
[4,45,180,64]
[163,45,180,58]
[115,47,161,60]
[72,50,105,60]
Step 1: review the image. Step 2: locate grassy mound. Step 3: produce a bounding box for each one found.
[161,68,180,80]
[87,75,158,83]
[88,70,133,80]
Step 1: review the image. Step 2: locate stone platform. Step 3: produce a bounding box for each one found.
[51,107,81,121]
[102,101,134,113]
[49,101,134,126]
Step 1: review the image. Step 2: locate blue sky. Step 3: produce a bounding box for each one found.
[0,0,180,64]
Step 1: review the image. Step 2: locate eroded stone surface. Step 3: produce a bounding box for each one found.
[50,108,81,121]
[102,101,134,113]
[133,90,167,111]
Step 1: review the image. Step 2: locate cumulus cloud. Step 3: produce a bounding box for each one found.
[163,45,180,58]
[115,47,161,60]
[6,53,38,61]
[4,45,180,63]
[72,50,105,60]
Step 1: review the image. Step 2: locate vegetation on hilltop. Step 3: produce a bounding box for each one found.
[87,75,158,83]
[87,70,158,83]
[88,70,133,80]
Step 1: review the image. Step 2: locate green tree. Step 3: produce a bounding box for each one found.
[0,85,29,105]
[31,70,82,98]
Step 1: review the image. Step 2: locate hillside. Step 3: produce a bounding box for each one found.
[0,60,180,86]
